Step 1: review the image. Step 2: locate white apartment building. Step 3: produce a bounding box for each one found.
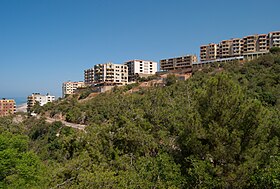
[125,60,158,81]
[27,93,55,112]
[94,62,128,85]
[62,81,86,97]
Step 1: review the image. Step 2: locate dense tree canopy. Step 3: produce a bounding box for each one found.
[0,53,280,188]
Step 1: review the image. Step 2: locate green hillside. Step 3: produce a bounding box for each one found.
[1,53,280,188]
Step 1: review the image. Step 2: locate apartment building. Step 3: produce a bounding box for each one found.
[62,81,86,97]
[257,34,269,52]
[243,35,259,54]
[160,55,197,71]
[232,38,244,57]
[84,68,94,85]
[0,99,16,117]
[200,45,207,61]
[218,40,234,59]
[269,31,280,48]
[217,39,245,58]
[201,38,244,61]
[94,63,128,85]
[200,43,217,61]
[27,93,55,112]
[124,60,158,81]
[200,30,280,62]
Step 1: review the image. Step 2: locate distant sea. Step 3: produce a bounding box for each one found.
[7,97,27,106]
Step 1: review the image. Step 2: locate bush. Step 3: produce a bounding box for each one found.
[270,47,280,54]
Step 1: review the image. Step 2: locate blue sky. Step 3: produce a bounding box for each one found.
[0,0,279,98]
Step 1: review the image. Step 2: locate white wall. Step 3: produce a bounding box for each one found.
[127,60,158,75]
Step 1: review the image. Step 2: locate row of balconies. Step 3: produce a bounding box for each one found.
[176,63,191,67]
[271,32,280,36]
[161,65,174,69]
[160,62,173,65]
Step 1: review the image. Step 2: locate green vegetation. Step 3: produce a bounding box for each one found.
[0,53,280,188]
[137,74,159,82]
[270,47,280,55]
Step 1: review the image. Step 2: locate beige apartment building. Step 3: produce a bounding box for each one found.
[0,99,16,117]
[269,31,280,48]
[94,63,128,85]
[218,40,234,59]
[200,46,207,61]
[84,68,94,85]
[160,55,197,71]
[232,38,244,57]
[200,43,217,61]
[200,30,280,62]
[62,81,86,97]
[257,34,269,52]
[243,35,259,54]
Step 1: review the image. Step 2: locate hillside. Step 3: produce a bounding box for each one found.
[1,53,280,188]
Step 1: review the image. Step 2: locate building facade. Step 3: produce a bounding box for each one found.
[84,68,94,85]
[257,34,269,52]
[94,63,128,85]
[218,39,234,59]
[160,55,197,71]
[200,43,217,61]
[125,60,158,81]
[0,99,16,117]
[27,93,55,112]
[269,31,280,48]
[62,81,86,98]
[243,35,259,54]
[232,38,244,57]
[200,30,280,62]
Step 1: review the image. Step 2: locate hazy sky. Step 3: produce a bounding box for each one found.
[0,0,279,98]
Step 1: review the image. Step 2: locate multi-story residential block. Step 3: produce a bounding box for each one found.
[200,30,280,63]
[124,60,158,81]
[94,63,128,85]
[218,39,234,59]
[160,55,197,71]
[232,38,244,57]
[243,35,259,54]
[62,81,86,97]
[257,34,269,52]
[200,44,217,61]
[269,31,280,48]
[243,34,270,53]
[200,45,207,61]
[0,98,16,117]
[84,68,94,85]
[207,44,218,60]
[27,93,55,112]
